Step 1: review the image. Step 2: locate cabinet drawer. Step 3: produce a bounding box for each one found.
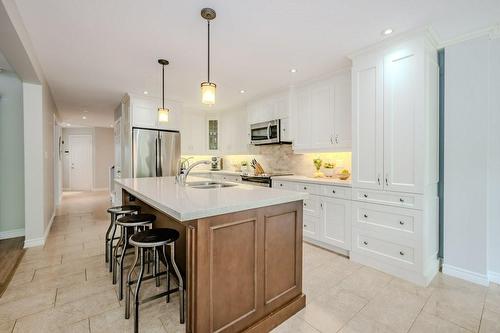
[303,198,320,217]
[352,188,423,210]
[352,202,420,237]
[353,230,416,267]
[273,180,298,191]
[321,185,352,199]
[303,216,319,239]
[297,183,321,195]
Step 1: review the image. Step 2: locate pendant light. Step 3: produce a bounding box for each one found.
[158,59,169,122]
[200,8,216,105]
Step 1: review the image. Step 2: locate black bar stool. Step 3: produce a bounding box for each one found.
[105,205,141,272]
[125,228,184,333]
[113,213,156,300]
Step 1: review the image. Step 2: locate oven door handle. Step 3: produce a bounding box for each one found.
[267,123,271,139]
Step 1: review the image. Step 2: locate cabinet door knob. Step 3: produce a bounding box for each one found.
[303,203,307,207]
[363,214,368,218]
[332,190,336,194]
[304,224,308,228]
[399,198,405,203]
[303,186,307,190]
[363,194,368,198]
[363,241,368,245]
[399,251,405,256]
[399,221,404,225]
[280,184,283,187]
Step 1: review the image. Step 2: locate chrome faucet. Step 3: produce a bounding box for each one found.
[176,160,211,185]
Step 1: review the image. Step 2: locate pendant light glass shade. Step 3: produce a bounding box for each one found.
[158,107,169,122]
[201,82,216,105]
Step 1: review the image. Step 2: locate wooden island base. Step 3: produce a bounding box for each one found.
[124,190,305,333]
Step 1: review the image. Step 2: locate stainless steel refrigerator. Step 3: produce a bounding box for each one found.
[132,128,181,178]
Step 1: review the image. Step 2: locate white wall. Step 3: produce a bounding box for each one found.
[443,35,500,285]
[62,127,114,190]
[0,70,25,236]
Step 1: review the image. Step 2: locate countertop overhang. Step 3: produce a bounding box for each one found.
[115,176,308,221]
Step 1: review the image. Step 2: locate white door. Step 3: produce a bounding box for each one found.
[351,57,384,190]
[310,82,335,148]
[321,197,351,250]
[69,135,93,191]
[383,44,423,193]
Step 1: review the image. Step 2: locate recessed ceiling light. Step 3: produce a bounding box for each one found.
[143,91,148,95]
[240,90,246,94]
[290,68,297,73]
[67,123,71,126]
[382,28,393,36]
[82,116,87,120]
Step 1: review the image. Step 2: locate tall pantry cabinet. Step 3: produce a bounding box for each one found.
[350,33,440,285]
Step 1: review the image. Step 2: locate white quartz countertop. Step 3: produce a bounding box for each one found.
[115,176,308,222]
[271,175,352,187]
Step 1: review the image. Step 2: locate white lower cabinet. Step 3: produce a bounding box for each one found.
[321,197,351,250]
[273,179,352,253]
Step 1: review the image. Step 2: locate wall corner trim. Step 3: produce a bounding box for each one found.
[0,228,25,240]
[442,264,490,286]
[23,211,55,248]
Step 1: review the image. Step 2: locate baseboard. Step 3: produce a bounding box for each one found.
[0,228,25,240]
[92,187,108,192]
[24,211,55,249]
[442,264,490,286]
[488,271,500,284]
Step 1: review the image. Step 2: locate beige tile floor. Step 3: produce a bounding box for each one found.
[0,191,499,333]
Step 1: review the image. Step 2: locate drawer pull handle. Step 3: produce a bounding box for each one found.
[363,241,368,245]
[363,194,368,198]
[399,221,405,225]
[363,214,368,218]
[399,251,405,256]
[280,184,283,187]
[400,198,405,203]
[332,190,336,194]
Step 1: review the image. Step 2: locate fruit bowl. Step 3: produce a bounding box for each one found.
[336,172,351,180]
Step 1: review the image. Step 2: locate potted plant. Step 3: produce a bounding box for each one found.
[313,157,324,178]
[323,162,336,177]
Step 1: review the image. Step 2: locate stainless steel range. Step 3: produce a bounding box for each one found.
[241,173,293,187]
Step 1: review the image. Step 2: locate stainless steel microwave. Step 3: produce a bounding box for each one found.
[250,119,290,145]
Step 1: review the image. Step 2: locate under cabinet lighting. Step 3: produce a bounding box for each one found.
[143,91,148,95]
[290,68,297,73]
[240,90,246,94]
[82,116,87,120]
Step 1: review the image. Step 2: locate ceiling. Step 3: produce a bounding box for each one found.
[12,0,500,127]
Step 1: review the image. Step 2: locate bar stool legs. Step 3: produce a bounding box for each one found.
[168,243,185,324]
[104,212,114,264]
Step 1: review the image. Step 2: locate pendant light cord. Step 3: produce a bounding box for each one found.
[162,64,165,109]
[207,20,210,83]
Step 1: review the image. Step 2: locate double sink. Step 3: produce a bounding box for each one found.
[185,181,238,189]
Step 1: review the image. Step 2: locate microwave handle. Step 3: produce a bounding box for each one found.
[267,123,271,139]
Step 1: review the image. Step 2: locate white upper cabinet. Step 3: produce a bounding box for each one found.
[180,111,206,155]
[247,91,290,125]
[130,94,181,131]
[292,70,352,152]
[352,56,384,190]
[351,35,438,194]
[219,108,249,155]
[383,44,424,193]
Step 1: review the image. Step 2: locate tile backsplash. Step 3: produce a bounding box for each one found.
[183,145,351,177]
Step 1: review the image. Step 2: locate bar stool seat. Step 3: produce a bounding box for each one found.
[105,205,141,270]
[126,228,184,333]
[113,213,156,301]
[129,228,180,247]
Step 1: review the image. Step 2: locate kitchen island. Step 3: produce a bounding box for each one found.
[115,176,308,333]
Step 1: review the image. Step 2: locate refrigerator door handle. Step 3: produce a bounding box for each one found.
[157,135,162,176]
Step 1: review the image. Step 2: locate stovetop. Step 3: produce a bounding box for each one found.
[242,172,293,179]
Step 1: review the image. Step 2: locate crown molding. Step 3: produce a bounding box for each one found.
[437,23,500,48]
